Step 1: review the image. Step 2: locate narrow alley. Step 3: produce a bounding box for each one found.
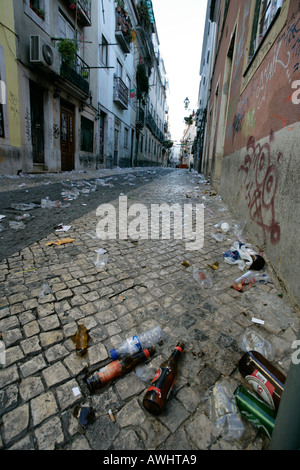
[0,167,298,451]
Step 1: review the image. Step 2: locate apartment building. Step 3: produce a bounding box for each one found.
[0,0,170,174]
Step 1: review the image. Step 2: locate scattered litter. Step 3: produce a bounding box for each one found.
[39,282,52,299]
[9,221,25,230]
[251,317,265,325]
[239,329,275,361]
[193,268,213,288]
[0,215,5,220]
[207,261,219,270]
[93,248,108,268]
[86,230,98,239]
[72,386,81,397]
[15,213,30,221]
[211,233,225,242]
[0,224,5,232]
[71,324,89,357]
[232,271,269,292]
[182,261,190,267]
[55,224,72,232]
[45,238,75,246]
[203,381,245,441]
[11,203,38,211]
[108,409,115,422]
[73,405,96,428]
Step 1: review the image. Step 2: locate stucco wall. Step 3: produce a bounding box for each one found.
[206,0,300,306]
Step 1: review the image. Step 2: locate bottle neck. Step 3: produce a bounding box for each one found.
[171,345,183,360]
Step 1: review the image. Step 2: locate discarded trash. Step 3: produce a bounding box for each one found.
[143,342,184,416]
[72,386,81,397]
[15,213,30,221]
[251,317,265,325]
[223,242,256,270]
[249,254,266,271]
[211,233,226,242]
[86,346,155,393]
[93,248,108,269]
[232,271,269,291]
[108,409,115,422]
[193,268,213,288]
[238,350,286,410]
[234,385,276,439]
[204,381,245,441]
[0,215,5,220]
[110,325,164,359]
[45,238,75,246]
[221,222,230,233]
[11,203,38,211]
[39,282,52,299]
[207,261,219,271]
[0,224,5,232]
[182,261,190,267]
[72,324,89,357]
[9,221,25,230]
[55,224,72,232]
[73,405,96,428]
[239,329,275,361]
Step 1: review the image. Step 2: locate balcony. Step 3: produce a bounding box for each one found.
[60,54,90,95]
[113,76,129,110]
[115,8,133,53]
[63,0,92,27]
[136,106,145,129]
[146,111,164,142]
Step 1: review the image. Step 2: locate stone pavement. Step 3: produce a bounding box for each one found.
[0,168,299,451]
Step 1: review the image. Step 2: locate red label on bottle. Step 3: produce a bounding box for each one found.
[147,386,162,398]
[246,369,275,409]
[175,346,183,353]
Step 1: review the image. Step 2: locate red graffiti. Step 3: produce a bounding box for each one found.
[238,136,281,245]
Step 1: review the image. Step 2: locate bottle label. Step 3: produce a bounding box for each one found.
[245,370,275,409]
[97,361,123,385]
[127,335,142,355]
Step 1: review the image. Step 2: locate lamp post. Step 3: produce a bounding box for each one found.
[184,97,190,110]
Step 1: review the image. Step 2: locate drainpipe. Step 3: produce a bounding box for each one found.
[269,327,300,450]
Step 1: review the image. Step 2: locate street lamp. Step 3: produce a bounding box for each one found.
[184,97,190,110]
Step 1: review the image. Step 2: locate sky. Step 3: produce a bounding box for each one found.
[151,0,208,155]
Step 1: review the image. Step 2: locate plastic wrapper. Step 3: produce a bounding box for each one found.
[239,329,275,361]
[193,267,213,288]
[93,248,108,268]
[204,381,245,441]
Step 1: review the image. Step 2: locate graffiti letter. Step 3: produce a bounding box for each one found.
[291,80,300,104]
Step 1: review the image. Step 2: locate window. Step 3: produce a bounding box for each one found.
[124,127,129,148]
[81,116,94,153]
[100,35,108,66]
[59,12,75,40]
[30,0,45,20]
[249,0,283,58]
[116,59,123,78]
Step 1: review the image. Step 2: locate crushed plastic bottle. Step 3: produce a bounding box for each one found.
[232,271,269,291]
[193,267,213,288]
[93,248,108,268]
[9,221,25,230]
[110,325,164,360]
[204,381,245,441]
[239,328,275,361]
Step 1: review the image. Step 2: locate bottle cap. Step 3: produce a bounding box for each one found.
[110,348,118,360]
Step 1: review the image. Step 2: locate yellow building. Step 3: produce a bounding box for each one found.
[0,0,22,173]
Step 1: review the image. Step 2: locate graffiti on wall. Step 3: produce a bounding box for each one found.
[238,135,282,246]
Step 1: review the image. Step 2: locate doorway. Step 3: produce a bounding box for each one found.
[60,101,75,171]
[30,82,45,166]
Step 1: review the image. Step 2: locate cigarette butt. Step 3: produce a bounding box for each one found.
[108,409,115,422]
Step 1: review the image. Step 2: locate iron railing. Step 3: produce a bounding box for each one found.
[113,76,129,109]
[60,53,90,95]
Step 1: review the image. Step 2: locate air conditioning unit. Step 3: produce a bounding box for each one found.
[30,35,60,75]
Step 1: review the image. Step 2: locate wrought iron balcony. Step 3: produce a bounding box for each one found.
[113,75,129,110]
[63,0,92,27]
[136,106,145,129]
[60,53,90,95]
[146,111,164,142]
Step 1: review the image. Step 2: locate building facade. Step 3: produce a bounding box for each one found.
[198,0,300,306]
[0,0,170,174]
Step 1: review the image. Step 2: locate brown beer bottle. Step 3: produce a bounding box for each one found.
[86,346,155,393]
[143,342,184,415]
[238,350,286,411]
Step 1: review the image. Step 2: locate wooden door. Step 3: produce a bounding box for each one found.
[60,103,75,171]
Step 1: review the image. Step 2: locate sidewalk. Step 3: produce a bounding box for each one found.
[0,168,299,451]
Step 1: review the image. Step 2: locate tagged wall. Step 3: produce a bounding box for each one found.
[206,0,300,306]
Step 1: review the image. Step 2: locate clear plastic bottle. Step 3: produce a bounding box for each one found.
[110,326,164,360]
[232,271,269,291]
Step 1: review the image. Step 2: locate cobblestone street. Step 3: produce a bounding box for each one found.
[0,168,299,451]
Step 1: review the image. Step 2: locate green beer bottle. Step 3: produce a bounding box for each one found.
[234,385,276,439]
